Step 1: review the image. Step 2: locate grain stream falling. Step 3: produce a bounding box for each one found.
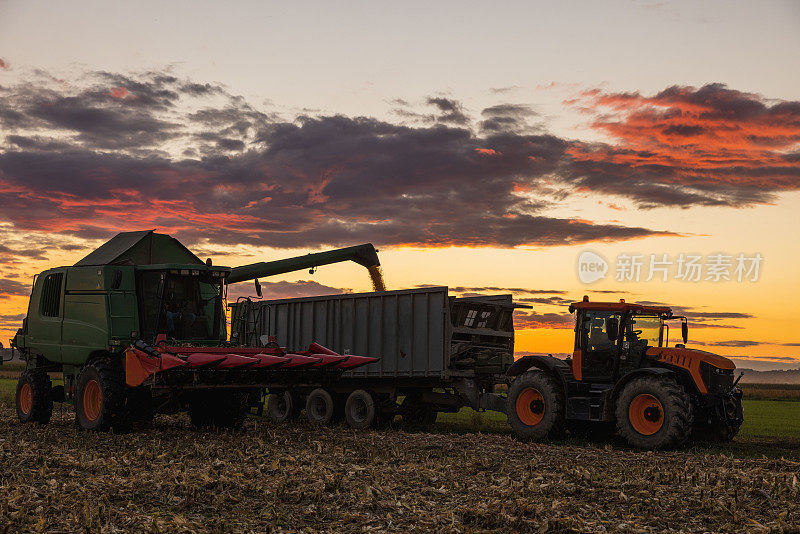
[368,265,386,291]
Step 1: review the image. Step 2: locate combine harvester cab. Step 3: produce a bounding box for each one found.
[10,231,378,432]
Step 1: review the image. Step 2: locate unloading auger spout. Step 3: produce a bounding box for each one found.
[226,243,382,286]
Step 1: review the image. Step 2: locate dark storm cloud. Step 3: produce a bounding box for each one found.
[697,340,761,348]
[226,279,350,302]
[479,103,538,133]
[426,97,470,125]
[514,310,573,329]
[3,71,796,250]
[0,278,30,298]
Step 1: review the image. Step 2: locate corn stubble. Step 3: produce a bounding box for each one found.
[0,405,797,533]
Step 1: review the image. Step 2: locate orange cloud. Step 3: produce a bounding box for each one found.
[566,84,800,204]
[108,87,132,99]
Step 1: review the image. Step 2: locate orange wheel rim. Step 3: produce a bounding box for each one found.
[629,393,664,435]
[516,387,545,426]
[19,382,33,415]
[83,379,102,422]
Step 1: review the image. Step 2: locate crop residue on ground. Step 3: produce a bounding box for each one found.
[0,405,798,533]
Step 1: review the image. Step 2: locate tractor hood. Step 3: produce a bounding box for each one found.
[645,346,736,394]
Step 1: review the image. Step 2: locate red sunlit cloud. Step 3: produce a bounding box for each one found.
[108,87,132,99]
[0,58,8,70]
[566,84,800,204]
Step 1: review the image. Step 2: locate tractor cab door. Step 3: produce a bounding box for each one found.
[577,310,621,382]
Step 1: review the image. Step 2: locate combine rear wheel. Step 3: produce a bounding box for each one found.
[507,371,565,441]
[75,358,130,432]
[305,388,336,426]
[16,370,53,424]
[344,389,376,429]
[616,376,693,450]
[266,390,301,423]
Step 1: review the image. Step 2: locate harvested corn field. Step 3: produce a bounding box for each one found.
[0,405,798,533]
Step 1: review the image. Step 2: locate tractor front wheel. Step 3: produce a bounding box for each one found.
[506,371,565,441]
[75,358,130,432]
[616,376,694,450]
[16,370,53,424]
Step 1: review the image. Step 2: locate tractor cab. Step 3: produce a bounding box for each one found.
[568,297,687,383]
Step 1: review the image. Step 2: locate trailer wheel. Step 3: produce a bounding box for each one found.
[75,358,130,432]
[616,376,694,450]
[506,371,564,441]
[345,389,376,430]
[16,370,53,424]
[306,388,336,426]
[266,390,300,423]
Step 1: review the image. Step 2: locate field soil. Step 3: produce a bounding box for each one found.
[1,405,798,533]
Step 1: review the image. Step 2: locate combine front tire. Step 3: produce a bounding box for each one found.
[344,389,376,429]
[75,358,130,432]
[305,388,336,426]
[16,370,53,424]
[266,390,301,423]
[506,371,565,441]
[616,376,693,450]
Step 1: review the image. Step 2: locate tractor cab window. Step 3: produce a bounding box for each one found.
[627,315,662,347]
[137,271,224,343]
[579,310,622,380]
[580,311,621,352]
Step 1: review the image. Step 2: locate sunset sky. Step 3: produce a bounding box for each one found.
[1,1,799,370]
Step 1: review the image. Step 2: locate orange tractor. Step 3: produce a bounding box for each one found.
[505,297,744,449]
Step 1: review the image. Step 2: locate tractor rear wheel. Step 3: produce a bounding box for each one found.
[266,390,301,423]
[305,388,336,426]
[616,376,694,450]
[75,358,130,432]
[507,371,565,441]
[16,370,53,424]
[344,389,376,429]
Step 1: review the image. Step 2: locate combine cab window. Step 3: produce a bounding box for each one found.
[40,273,63,317]
[137,271,224,343]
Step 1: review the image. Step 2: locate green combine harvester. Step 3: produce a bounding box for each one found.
[10,230,381,431]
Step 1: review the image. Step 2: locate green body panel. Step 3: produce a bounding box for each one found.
[23,267,66,364]
[74,230,203,267]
